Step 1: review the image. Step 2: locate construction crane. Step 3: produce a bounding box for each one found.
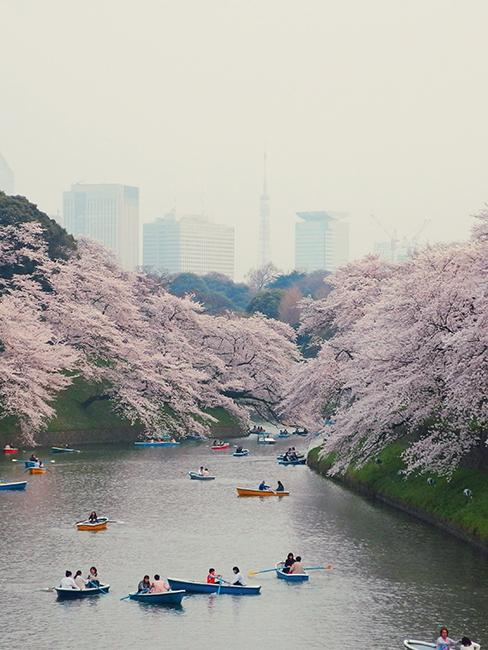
[370,214,398,261]
[370,215,430,261]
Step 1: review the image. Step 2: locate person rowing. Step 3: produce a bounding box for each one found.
[137,575,151,593]
[86,566,100,587]
[150,574,169,593]
[436,628,458,649]
[289,556,305,575]
[258,480,270,491]
[206,568,222,583]
[236,445,243,453]
[88,511,98,523]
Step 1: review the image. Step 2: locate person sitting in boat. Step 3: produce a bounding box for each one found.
[60,570,80,590]
[276,480,285,492]
[231,566,245,586]
[460,638,480,649]
[207,568,221,584]
[289,556,305,575]
[29,453,38,462]
[74,570,85,590]
[86,566,100,587]
[4,443,12,450]
[282,552,295,574]
[258,480,270,491]
[203,468,210,476]
[198,466,205,476]
[150,574,169,593]
[88,511,98,523]
[236,445,243,453]
[137,575,151,593]
[436,628,458,650]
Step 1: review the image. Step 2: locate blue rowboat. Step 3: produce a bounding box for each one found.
[278,432,290,438]
[134,441,180,447]
[275,563,309,582]
[233,449,249,457]
[277,458,306,466]
[0,481,27,491]
[128,590,185,605]
[24,460,37,468]
[167,578,261,596]
[188,472,215,481]
[51,446,80,453]
[55,584,110,599]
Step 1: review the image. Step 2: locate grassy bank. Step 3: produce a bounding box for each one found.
[0,379,244,446]
[308,443,488,546]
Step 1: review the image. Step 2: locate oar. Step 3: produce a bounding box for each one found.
[120,594,131,601]
[40,586,56,592]
[248,564,332,577]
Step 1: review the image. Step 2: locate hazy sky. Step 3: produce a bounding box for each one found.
[1,0,488,278]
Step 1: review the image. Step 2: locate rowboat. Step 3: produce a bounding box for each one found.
[167,578,261,595]
[403,642,435,649]
[133,440,180,447]
[3,447,18,454]
[257,436,276,444]
[277,458,306,466]
[278,432,290,438]
[189,472,215,481]
[51,446,80,453]
[233,449,250,457]
[55,584,110,599]
[76,516,108,531]
[277,453,304,461]
[128,590,186,605]
[24,460,37,468]
[275,562,309,582]
[28,467,46,474]
[236,487,290,497]
[210,443,230,450]
[0,481,27,491]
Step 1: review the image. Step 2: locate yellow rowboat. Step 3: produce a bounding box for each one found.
[28,467,46,475]
[236,487,290,497]
[76,517,109,531]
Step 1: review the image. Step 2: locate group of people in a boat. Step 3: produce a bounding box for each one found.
[197,467,210,476]
[435,627,480,649]
[59,566,101,590]
[206,566,245,586]
[249,425,265,433]
[258,480,285,492]
[137,574,170,593]
[282,448,300,462]
[281,553,305,575]
[212,440,227,447]
[29,453,43,467]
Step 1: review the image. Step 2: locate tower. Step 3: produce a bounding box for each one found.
[258,151,271,267]
[0,152,15,195]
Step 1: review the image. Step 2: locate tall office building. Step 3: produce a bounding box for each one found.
[63,183,139,270]
[295,211,349,273]
[0,152,15,195]
[143,213,235,279]
[258,152,271,267]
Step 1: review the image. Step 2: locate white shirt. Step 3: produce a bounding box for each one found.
[60,576,79,589]
[460,644,480,650]
[232,572,245,586]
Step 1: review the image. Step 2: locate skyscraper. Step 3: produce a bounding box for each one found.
[258,152,271,267]
[63,183,139,270]
[295,211,349,273]
[143,213,235,279]
[0,152,15,195]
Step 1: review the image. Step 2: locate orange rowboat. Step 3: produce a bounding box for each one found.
[236,487,290,497]
[76,517,108,531]
[28,467,46,475]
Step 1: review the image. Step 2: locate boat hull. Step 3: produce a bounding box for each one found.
[236,487,290,497]
[3,448,18,454]
[24,460,37,468]
[403,643,436,649]
[55,585,110,599]
[28,467,46,474]
[233,450,249,457]
[210,444,230,450]
[189,472,215,481]
[277,458,306,466]
[133,441,180,447]
[76,517,108,531]
[0,481,27,491]
[129,590,185,605]
[167,578,260,595]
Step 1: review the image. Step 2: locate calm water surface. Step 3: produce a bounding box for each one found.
[0,438,486,650]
